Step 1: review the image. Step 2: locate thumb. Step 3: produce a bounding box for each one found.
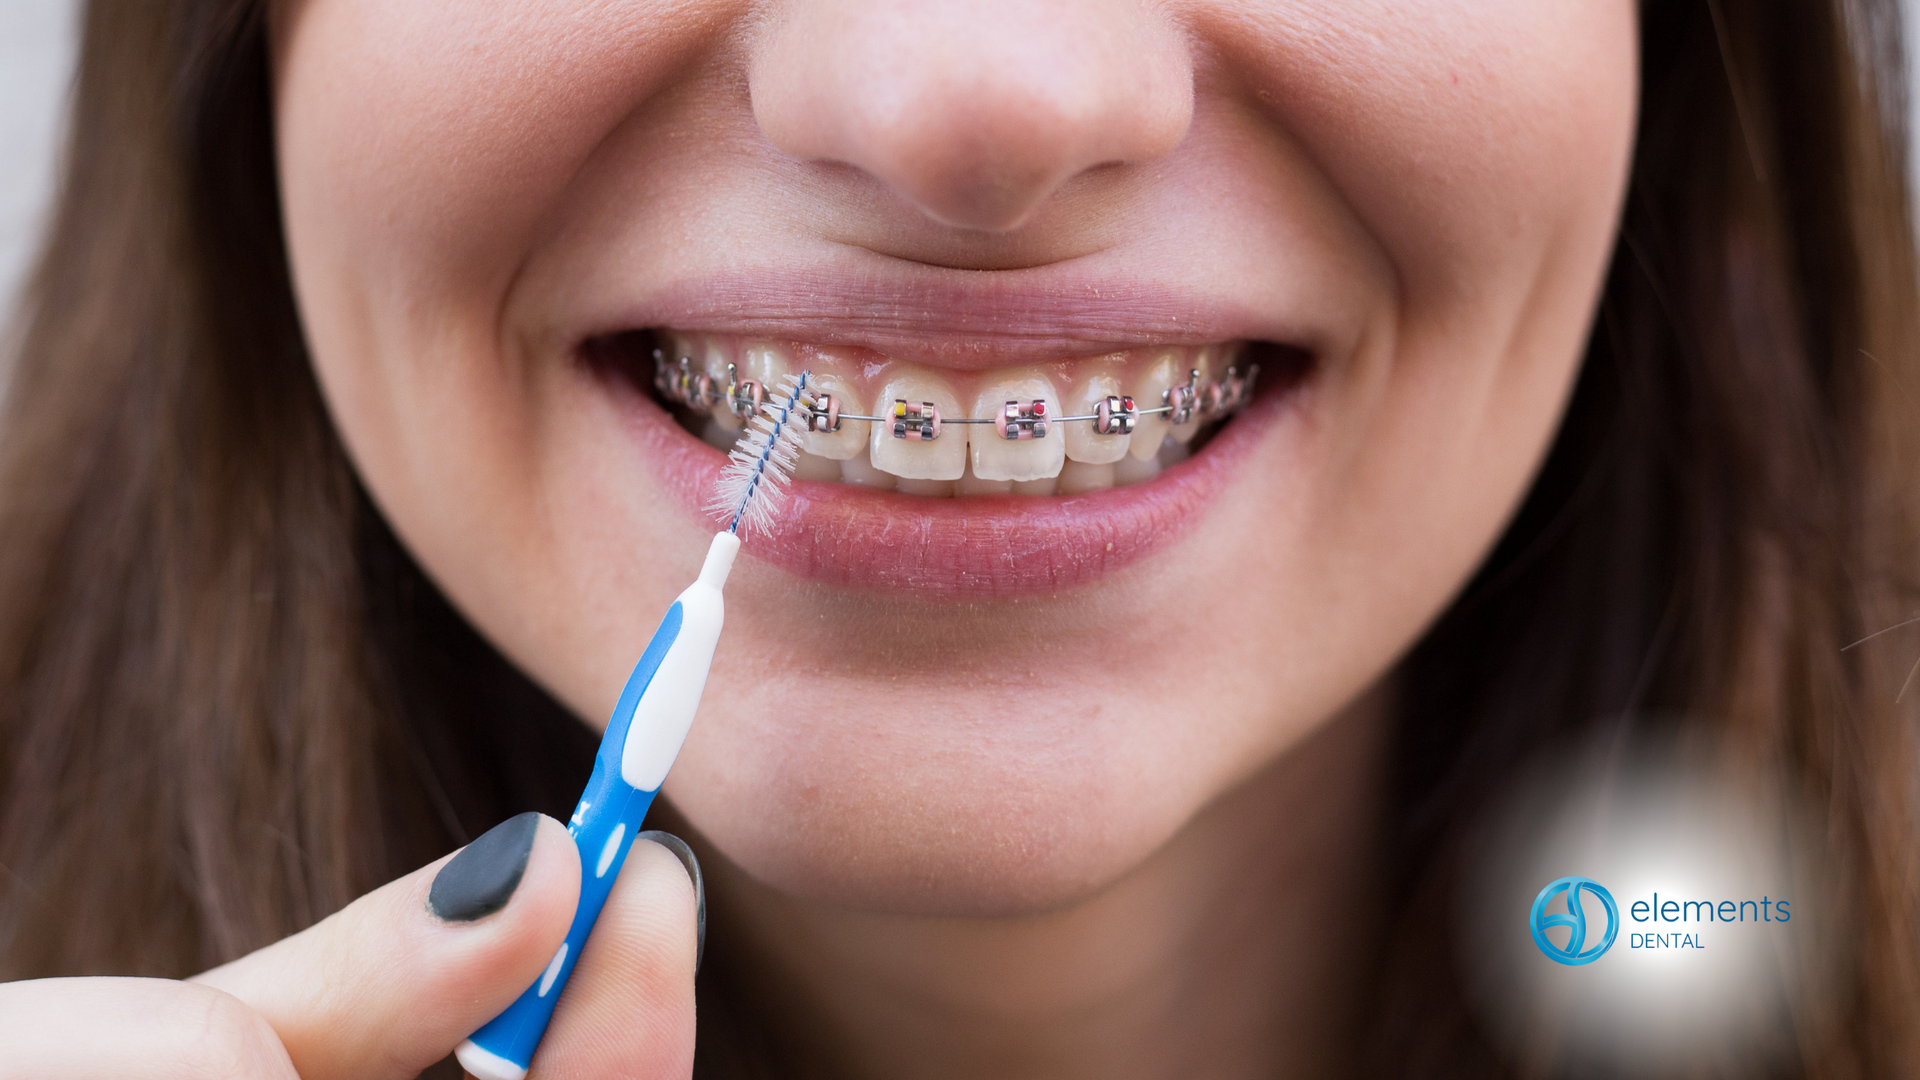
[194,812,581,1080]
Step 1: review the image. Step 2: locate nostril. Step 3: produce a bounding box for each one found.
[748,0,1193,232]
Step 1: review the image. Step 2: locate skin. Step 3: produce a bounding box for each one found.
[1,1,1636,1077]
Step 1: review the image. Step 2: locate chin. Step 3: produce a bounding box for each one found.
[664,701,1206,917]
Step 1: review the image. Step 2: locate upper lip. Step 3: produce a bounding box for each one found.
[587,264,1317,369]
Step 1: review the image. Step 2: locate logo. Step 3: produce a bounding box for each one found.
[1530,876,1619,965]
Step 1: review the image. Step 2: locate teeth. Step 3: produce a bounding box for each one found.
[1167,346,1212,445]
[896,477,957,497]
[957,461,1013,495]
[839,449,896,489]
[969,369,1065,483]
[657,335,1263,497]
[870,369,966,481]
[793,451,843,481]
[800,371,870,460]
[1062,367,1129,464]
[1057,460,1115,494]
[700,417,738,453]
[738,340,791,424]
[1128,351,1180,460]
[1113,452,1161,486]
[699,337,741,431]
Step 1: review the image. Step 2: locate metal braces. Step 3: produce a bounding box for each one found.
[654,355,768,419]
[996,399,1048,440]
[652,349,1259,442]
[891,400,942,441]
[1094,394,1136,435]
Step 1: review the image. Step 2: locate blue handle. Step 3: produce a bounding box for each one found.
[457,603,683,1079]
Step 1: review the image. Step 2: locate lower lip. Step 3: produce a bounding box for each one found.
[623,380,1290,599]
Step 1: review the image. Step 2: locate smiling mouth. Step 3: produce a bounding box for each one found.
[590,330,1308,497]
[583,328,1311,593]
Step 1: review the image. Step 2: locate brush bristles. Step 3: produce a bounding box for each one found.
[708,371,814,538]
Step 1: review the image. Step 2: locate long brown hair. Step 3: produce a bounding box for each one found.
[2,1,1916,1077]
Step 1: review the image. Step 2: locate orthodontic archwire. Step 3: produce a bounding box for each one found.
[457,372,816,1080]
[651,351,1262,443]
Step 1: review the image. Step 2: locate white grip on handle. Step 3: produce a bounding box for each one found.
[619,532,737,790]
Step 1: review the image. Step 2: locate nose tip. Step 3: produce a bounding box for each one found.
[750,0,1194,232]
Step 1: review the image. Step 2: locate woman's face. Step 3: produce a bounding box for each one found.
[275,0,1636,914]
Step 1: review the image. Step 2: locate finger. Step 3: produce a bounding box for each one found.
[193,813,581,1080]
[0,977,297,1080]
[527,836,700,1080]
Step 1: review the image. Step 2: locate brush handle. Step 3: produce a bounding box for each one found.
[455,533,738,1080]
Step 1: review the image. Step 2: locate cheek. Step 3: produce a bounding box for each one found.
[274,0,739,720]
[1208,0,1639,266]
[1222,0,1638,591]
[272,0,722,523]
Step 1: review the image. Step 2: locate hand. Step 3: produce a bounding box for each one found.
[0,814,700,1080]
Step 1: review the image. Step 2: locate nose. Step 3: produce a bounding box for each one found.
[749,0,1194,232]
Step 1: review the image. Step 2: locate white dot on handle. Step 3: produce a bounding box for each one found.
[596,823,627,878]
[537,942,568,997]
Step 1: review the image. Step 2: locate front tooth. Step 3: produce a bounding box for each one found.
[799,371,869,460]
[870,367,966,481]
[1058,460,1115,494]
[896,477,956,497]
[969,369,1065,482]
[840,449,896,489]
[957,461,1013,495]
[1063,367,1129,464]
[1129,351,1180,460]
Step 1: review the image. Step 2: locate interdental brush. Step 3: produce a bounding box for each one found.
[456,372,816,1080]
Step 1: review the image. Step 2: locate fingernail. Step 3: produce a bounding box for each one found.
[429,812,541,922]
[638,830,706,973]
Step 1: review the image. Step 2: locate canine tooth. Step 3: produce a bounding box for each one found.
[1129,351,1180,460]
[800,371,869,460]
[794,451,843,481]
[1058,460,1115,494]
[732,340,790,420]
[840,449,897,489]
[870,368,965,481]
[741,340,790,388]
[1168,347,1209,444]
[896,477,956,497]
[969,370,1064,482]
[1063,369,1129,464]
[1112,453,1160,487]
[701,338,741,431]
[957,461,1013,495]
[1011,476,1058,496]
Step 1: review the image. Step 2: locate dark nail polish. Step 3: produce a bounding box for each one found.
[429,812,541,922]
[638,830,706,972]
